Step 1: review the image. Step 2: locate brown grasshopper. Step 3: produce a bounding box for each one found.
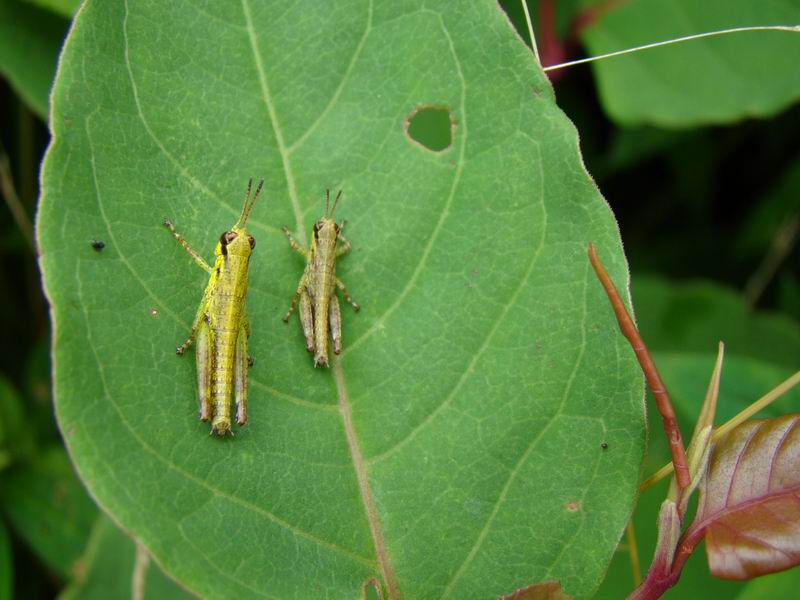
[282,190,359,367]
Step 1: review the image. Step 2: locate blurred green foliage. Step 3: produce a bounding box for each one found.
[0,0,798,597]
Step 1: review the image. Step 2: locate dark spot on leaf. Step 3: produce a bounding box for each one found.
[90,239,105,251]
[601,442,608,450]
[404,105,454,152]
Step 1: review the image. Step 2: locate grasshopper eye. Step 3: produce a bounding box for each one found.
[247,235,255,249]
[221,231,237,245]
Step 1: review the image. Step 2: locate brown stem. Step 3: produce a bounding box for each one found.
[588,243,690,490]
[743,216,798,307]
[0,150,34,249]
[627,567,681,600]
[670,519,707,578]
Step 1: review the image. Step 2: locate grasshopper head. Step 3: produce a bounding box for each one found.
[216,178,263,258]
[313,188,343,242]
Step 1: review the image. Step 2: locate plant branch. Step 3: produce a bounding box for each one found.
[544,25,800,72]
[588,243,690,489]
[0,149,34,250]
[132,541,150,600]
[626,519,642,586]
[519,0,540,65]
[744,216,798,307]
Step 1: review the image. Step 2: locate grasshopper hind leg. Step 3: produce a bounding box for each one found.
[335,277,360,312]
[330,294,342,356]
[299,289,315,354]
[234,321,249,427]
[195,319,213,422]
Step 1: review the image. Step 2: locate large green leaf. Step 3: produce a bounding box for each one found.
[37,1,645,597]
[580,0,800,127]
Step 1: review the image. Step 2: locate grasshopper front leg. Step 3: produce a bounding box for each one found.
[335,232,352,257]
[282,226,308,257]
[164,218,213,274]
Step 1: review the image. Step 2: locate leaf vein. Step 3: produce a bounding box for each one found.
[287,0,374,154]
[121,0,277,236]
[73,269,377,571]
[440,262,592,598]
[367,141,547,466]
[342,8,468,358]
[240,0,306,245]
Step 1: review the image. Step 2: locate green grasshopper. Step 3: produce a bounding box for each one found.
[163,179,263,435]
[282,190,359,367]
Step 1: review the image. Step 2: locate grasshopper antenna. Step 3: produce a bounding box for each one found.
[330,189,343,218]
[237,178,264,228]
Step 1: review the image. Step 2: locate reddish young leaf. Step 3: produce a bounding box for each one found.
[681,414,800,580]
[498,580,571,600]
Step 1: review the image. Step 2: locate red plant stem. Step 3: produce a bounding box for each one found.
[588,243,690,490]
[627,565,681,600]
[670,521,706,578]
[629,524,706,599]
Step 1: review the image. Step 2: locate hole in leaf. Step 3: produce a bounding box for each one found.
[404,105,454,152]
[362,577,382,600]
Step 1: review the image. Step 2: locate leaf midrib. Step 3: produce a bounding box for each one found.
[240,0,400,596]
